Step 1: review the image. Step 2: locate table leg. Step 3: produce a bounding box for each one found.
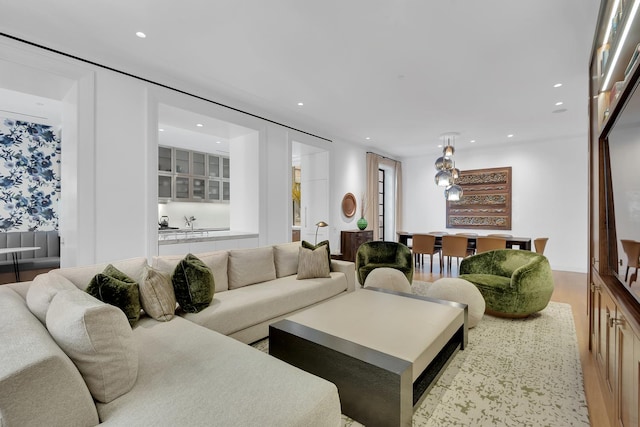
[11,252,20,282]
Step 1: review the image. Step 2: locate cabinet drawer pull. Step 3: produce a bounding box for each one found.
[608,317,624,328]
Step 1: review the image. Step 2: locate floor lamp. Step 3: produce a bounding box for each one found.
[315,221,328,244]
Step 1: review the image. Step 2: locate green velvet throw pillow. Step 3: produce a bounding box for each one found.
[86,264,141,327]
[302,240,331,267]
[172,253,214,313]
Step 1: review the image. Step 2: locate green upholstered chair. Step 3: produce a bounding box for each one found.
[355,241,413,286]
[459,249,554,318]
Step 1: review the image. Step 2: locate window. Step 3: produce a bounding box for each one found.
[378,168,385,240]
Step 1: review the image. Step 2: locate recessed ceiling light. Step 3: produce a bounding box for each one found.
[136,32,146,38]
[196,123,203,127]
[437,144,443,148]
[297,102,304,106]
[555,101,564,106]
[507,134,514,138]
[470,140,476,143]
[365,137,371,140]
[159,128,165,132]
[553,83,562,88]
[216,141,221,144]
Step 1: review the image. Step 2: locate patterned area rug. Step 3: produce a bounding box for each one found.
[252,281,590,426]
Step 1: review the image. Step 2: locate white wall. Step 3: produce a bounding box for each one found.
[402,136,589,272]
[327,141,369,252]
[94,71,150,262]
[229,131,260,234]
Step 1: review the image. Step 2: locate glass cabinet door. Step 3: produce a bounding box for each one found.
[158,147,172,172]
[175,177,190,199]
[158,175,172,198]
[208,179,220,200]
[175,150,190,174]
[193,152,205,176]
[193,178,205,200]
[222,157,230,178]
[222,181,230,201]
[208,155,220,178]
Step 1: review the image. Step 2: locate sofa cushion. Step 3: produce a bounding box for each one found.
[86,264,141,327]
[140,265,176,321]
[52,257,149,290]
[302,240,331,266]
[46,289,138,404]
[26,271,77,323]
[273,241,301,277]
[96,316,341,427]
[153,250,229,293]
[228,246,276,289]
[0,287,99,427]
[172,253,214,313]
[182,272,348,336]
[297,245,331,279]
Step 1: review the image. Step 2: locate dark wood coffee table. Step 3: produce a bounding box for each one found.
[269,287,467,427]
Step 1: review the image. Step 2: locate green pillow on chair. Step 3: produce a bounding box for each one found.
[172,253,214,313]
[86,264,141,327]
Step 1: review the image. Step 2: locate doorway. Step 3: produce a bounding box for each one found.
[292,141,329,244]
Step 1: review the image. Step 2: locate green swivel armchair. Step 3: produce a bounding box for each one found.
[459,249,554,318]
[356,241,414,286]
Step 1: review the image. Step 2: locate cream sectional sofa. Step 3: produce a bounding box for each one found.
[0,241,355,427]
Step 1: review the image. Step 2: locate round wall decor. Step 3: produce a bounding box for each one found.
[342,193,356,218]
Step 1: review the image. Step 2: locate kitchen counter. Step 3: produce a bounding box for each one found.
[158,228,258,245]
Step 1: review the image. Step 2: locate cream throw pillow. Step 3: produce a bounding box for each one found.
[46,289,138,403]
[26,272,77,324]
[273,242,301,277]
[140,266,176,321]
[228,247,276,289]
[297,246,331,279]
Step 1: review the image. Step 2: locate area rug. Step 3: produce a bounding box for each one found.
[252,282,590,426]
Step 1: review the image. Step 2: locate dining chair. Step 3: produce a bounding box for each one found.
[621,239,640,284]
[412,234,440,273]
[455,232,477,255]
[534,237,549,255]
[488,233,513,238]
[441,235,469,272]
[475,236,507,254]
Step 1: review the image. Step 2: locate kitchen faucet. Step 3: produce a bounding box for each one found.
[185,216,196,231]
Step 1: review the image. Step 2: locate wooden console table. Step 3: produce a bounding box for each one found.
[340,230,373,262]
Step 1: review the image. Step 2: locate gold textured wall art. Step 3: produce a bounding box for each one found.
[446,166,512,230]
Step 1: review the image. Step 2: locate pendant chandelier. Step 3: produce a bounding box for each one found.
[434,132,463,201]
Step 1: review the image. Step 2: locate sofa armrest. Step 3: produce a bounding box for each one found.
[331,260,356,292]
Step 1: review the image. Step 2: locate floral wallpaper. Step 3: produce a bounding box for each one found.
[0,117,60,231]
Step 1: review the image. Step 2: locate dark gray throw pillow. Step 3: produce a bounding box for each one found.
[172,253,214,313]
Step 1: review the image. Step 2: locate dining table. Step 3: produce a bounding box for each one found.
[396,232,532,251]
[0,246,41,282]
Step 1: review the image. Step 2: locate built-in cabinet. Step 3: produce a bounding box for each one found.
[340,230,373,263]
[589,2,640,426]
[158,146,230,203]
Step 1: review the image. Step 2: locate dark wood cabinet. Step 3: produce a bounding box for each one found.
[340,230,373,262]
[588,2,640,425]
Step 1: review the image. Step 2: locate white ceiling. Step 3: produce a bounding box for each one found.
[0,0,601,158]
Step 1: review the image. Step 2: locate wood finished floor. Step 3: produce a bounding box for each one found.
[413,258,610,427]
